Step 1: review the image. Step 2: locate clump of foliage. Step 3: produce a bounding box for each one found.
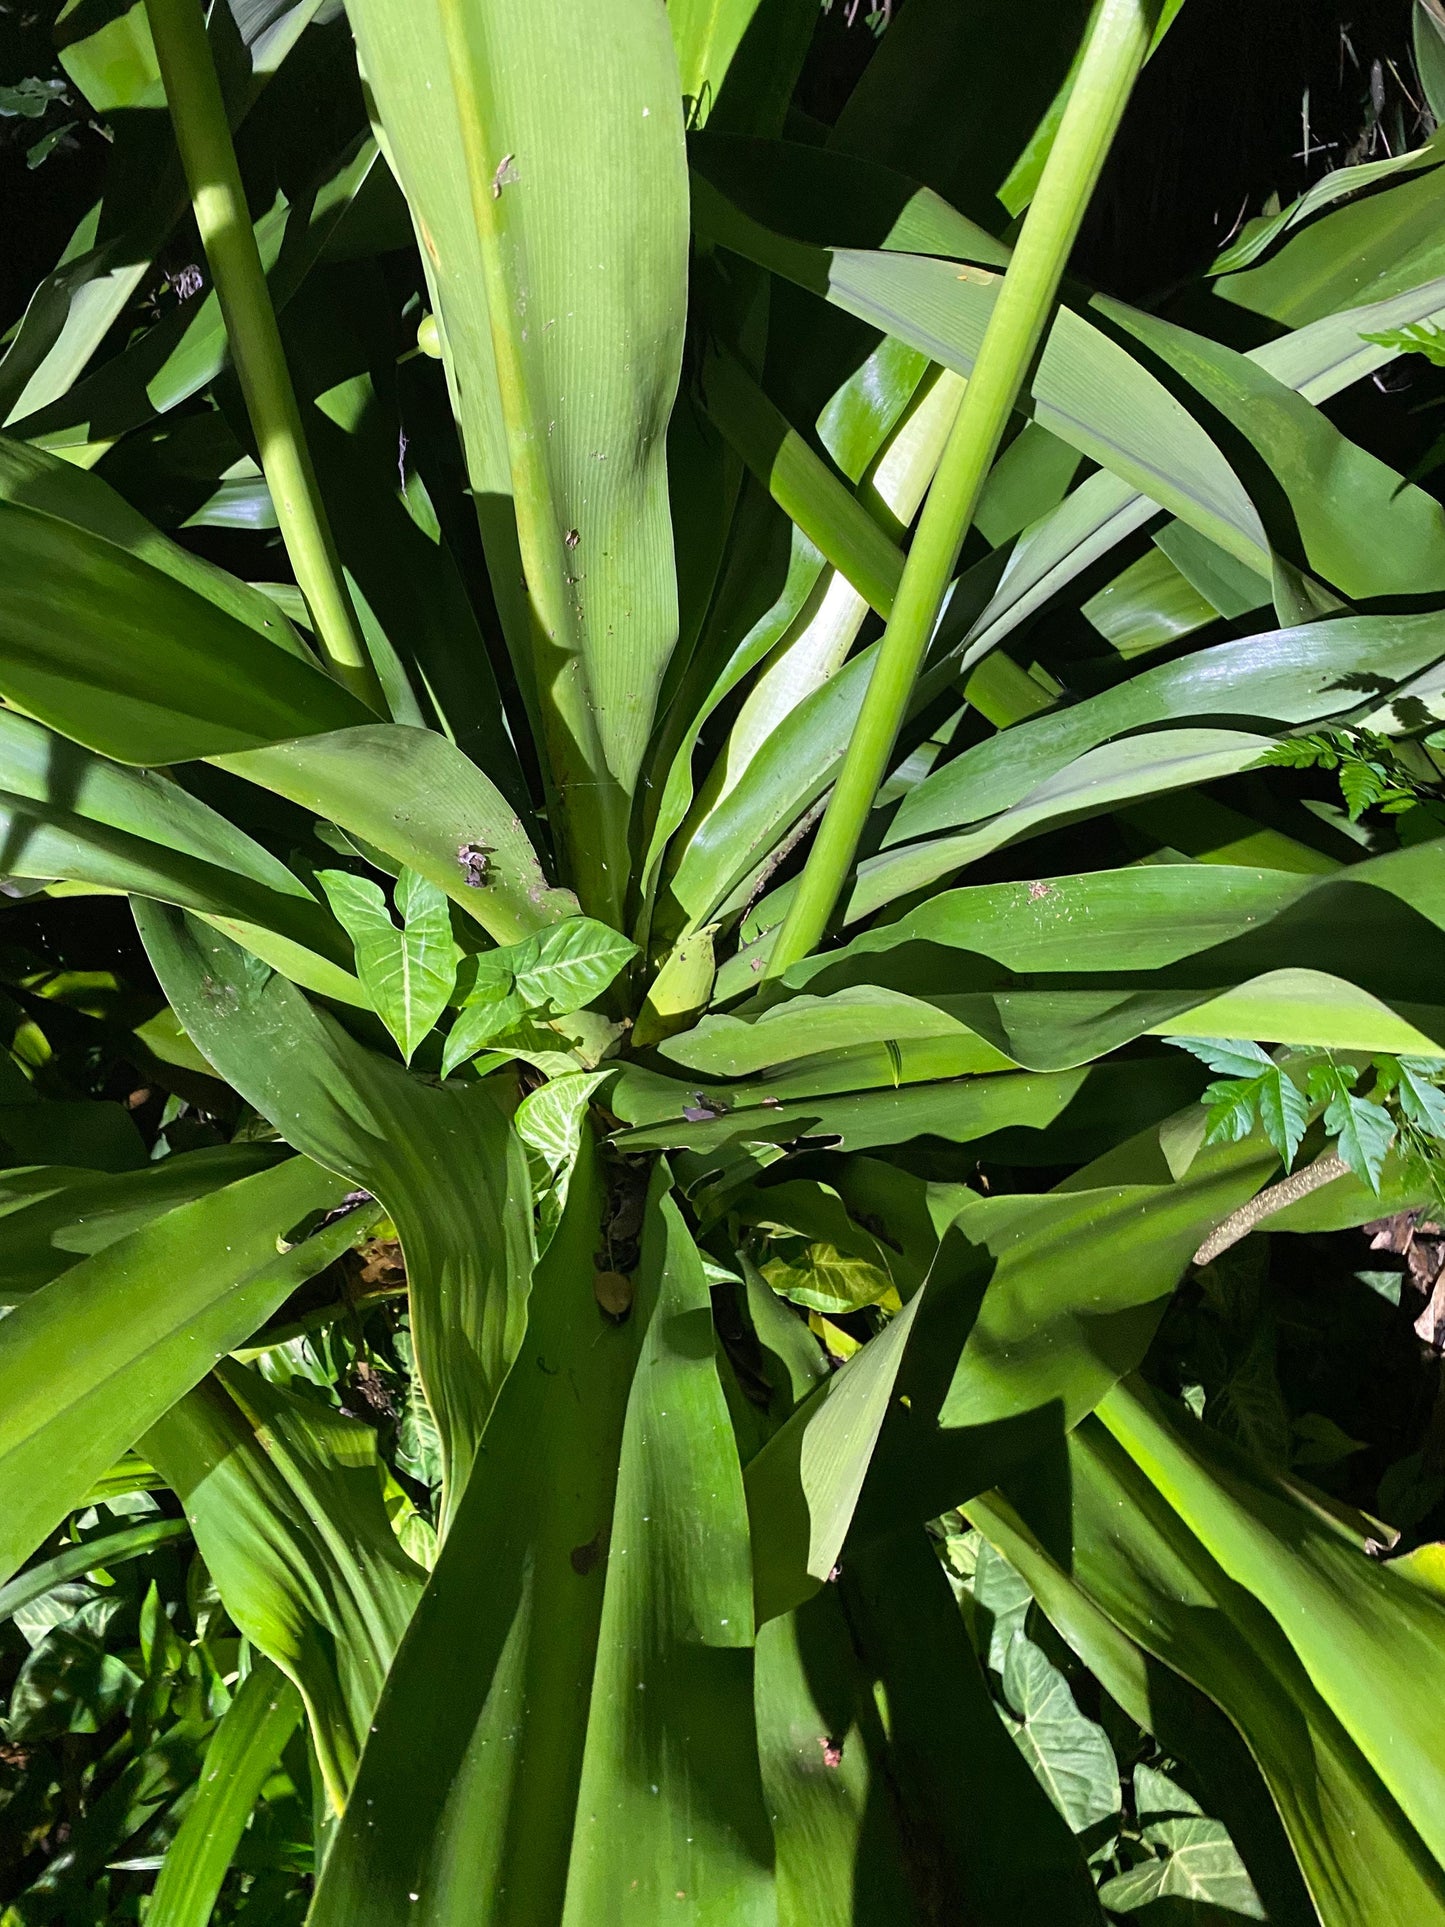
[4,0,1445,1923]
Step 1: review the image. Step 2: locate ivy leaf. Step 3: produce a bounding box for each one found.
[1305,1061,1396,1192]
[463,917,635,1020]
[761,1241,897,1318]
[440,986,524,1077]
[998,1633,1120,1837]
[1098,1816,1264,1917]
[318,867,457,1064]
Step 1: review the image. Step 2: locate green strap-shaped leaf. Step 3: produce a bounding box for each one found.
[692,165,1271,575]
[0,1151,366,1590]
[310,1132,643,1926]
[145,1658,302,1927]
[748,1120,1282,1620]
[0,476,370,767]
[137,903,534,1519]
[714,847,1445,1078]
[0,1516,190,1624]
[216,724,575,946]
[562,1177,774,1924]
[348,0,689,919]
[146,1363,425,1810]
[1099,1376,1445,1873]
[892,610,1445,844]
[19,139,384,457]
[835,1527,1103,1924]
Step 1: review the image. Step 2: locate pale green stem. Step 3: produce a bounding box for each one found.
[764,0,1161,980]
[145,0,383,712]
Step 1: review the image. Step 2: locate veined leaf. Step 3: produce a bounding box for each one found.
[749,1121,1282,1621]
[1098,1816,1264,1918]
[137,905,534,1519]
[349,0,689,920]
[1099,1376,1445,1872]
[998,1632,1120,1838]
[0,1143,286,1301]
[309,1134,643,1925]
[891,611,1445,845]
[1304,1060,1396,1191]
[562,1176,772,1923]
[145,1659,302,1927]
[468,915,637,1017]
[319,866,458,1062]
[146,1362,425,1809]
[216,725,576,947]
[0,1154,371,1590]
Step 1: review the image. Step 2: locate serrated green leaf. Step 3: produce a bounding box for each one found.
[1391,1055,1445,1138]
[999,1631,1120,1837]
[1200,1077,1263,1145]
[1099,1815,1264,1916]
[318,866,457,1062]
[1254,1065,1310,1167]
[1167,1037,1274,1079]
[1307,1060,1396,1190]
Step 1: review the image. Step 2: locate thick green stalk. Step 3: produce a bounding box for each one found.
[145,0,383,712]
[764,0,1162,980]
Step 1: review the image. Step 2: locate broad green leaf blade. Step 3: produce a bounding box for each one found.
[146,1362,425,1810]
[754,1592,918,1927]
[0,1153,366,1590]
[744,846,1445,1073]
[853,729,1275,921]
[692,167,1271,573]
[562,1176,773,1924]
[145,1658,302,1927]
[838,1527,1103,1924]
[1099,1376,1445,1872]
[1100,298,1445,600]
[613,1059,1202,1164]
[350,0,689,919]
[309,1133,641,1927]
[965,1491,1317,1927]
[0,1147,287,1302]
[1217,160,1445,329]
[137,904,534,1518]
[476,916,638,1015]
[216,725,574,946]
[1211,138,1445,275]
[0,434,308,654]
